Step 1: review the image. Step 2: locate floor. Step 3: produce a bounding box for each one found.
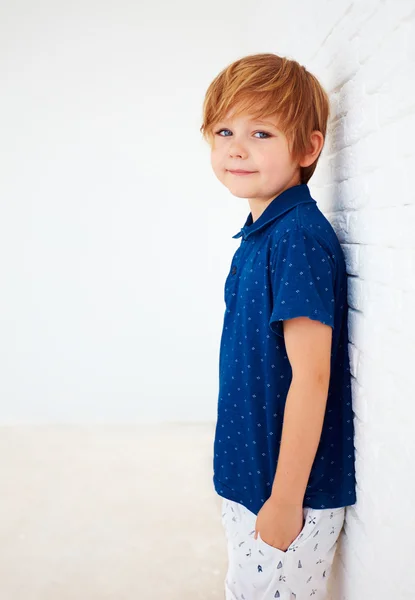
[0,422,226,600]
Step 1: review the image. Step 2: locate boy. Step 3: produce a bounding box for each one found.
[200,53,357,600]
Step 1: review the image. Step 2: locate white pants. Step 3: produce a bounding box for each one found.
[221,498,345,600]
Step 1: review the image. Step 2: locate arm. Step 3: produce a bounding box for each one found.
[270,316,332,506]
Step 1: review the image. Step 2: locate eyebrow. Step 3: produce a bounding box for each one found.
[218,118,279,128]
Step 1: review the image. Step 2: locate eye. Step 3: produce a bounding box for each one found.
[254,131,271,139]
[214,129,272,139]
[215,129,231,137]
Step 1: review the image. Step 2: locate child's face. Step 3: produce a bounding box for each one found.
[210,111,301,202]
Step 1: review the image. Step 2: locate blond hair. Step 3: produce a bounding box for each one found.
[200,53,330,184]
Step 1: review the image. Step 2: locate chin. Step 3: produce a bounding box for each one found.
[230,192,248,199]
[226,187,251,199]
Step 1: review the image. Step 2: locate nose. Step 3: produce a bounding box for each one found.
[229,140,247,159]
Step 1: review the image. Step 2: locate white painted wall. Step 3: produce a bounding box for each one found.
[0,0,252,424]
[1,1,414,599]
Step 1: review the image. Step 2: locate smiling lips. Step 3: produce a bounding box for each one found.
[228,169,256,175]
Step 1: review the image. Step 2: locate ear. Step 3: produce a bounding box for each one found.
[299,131,325,168]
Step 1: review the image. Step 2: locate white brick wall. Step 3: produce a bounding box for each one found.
[306,2,415,598]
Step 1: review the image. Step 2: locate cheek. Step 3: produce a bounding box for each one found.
[210,154,226,182]
[210,151,224,173]
[259,149,291,173]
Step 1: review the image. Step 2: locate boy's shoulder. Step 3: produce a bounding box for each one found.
[268,200,343,264]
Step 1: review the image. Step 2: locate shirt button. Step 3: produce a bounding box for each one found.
[231,265,237,275]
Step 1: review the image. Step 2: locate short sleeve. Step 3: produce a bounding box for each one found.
[268,227,336,338]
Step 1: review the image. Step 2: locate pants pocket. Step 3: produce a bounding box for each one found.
[257,507,310,556]
[286,507,345,556]
[284,507,346,597]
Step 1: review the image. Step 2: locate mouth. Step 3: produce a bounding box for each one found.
[228,170,256,175]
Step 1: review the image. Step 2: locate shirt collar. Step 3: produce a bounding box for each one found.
[232,183,316,240]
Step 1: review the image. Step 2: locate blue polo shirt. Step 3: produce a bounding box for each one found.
[213,183,357,515]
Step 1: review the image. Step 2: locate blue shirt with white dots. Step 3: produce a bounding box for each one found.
[213,183,357,515]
